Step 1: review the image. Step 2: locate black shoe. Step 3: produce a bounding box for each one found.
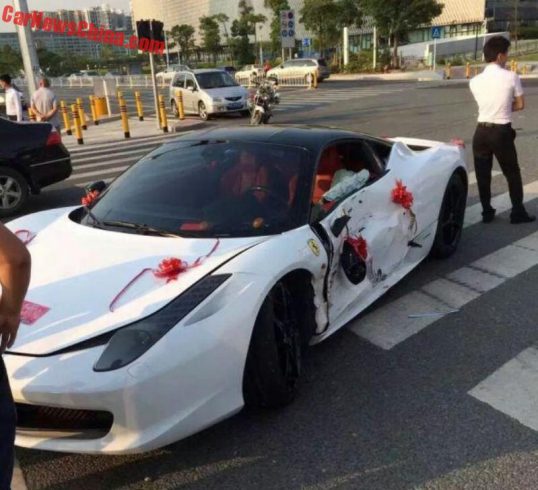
[482,208,496,223]
[510,212,536,224]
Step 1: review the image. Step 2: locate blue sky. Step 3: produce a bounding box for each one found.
[1,0,131,32]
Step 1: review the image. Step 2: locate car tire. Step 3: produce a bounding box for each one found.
[243,282,302,409]
[0,167,29,218]
[171,100,179,118]
[430,172,467,259]
[198,101,209,121]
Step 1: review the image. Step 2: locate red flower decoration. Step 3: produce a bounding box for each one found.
[346,235,368,260]
[391,180,414,210]
[82,190,100,207]
[153,257,187,282]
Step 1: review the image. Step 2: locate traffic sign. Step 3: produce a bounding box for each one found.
[431,26,442,39]
[302,38,311,47]
[280,9,295,48]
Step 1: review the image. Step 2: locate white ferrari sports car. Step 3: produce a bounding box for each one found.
[5,126,467,454]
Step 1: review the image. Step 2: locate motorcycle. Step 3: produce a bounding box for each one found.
[249,79,280,125]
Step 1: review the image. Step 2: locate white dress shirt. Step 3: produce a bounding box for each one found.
[469,63,523,124]
[5,87,23,122]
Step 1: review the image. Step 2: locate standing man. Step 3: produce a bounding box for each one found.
[0,75,23,122]
[31,78,61,132]
[470,36,535,224]
[0,225,31,490]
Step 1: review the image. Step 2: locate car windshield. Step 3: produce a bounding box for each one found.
[80,140,314,238]
[196,71,238,89]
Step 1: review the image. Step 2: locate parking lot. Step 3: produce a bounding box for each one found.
[13,78,538,489]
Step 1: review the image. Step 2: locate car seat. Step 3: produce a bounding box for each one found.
[312,146,343,203]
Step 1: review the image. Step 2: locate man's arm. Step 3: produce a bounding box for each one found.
[0,224,31,352]
[44,98,58,121]
[14,91,23,122]
[513,74,525,112]
[31,96,43,120]
[513,95,525,112]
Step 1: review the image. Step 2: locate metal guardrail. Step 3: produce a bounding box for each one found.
[235,71,317,88]
[13,70,319,90]
[13,75,170,88]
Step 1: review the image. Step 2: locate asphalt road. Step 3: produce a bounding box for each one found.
[15,79,538,490]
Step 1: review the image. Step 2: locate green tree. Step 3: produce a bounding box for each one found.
[363,0,443,67]
[264,0,290,56]
[231,0,261,65]
[0,45,23,76]
[214,13,233,62]
[170,24,196,63]
[300,0,339,55]
[199,16,221,62]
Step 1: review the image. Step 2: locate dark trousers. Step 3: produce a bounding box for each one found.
[473,124,525,215]
[0,356,15,490]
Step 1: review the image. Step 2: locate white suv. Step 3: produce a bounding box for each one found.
[170,69,249,121]
[266,58,330,83]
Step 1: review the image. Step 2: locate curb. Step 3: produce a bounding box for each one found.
[12,459,27,490]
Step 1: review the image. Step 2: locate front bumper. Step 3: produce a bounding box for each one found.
[6,272,266,454]
[209,100,248,114]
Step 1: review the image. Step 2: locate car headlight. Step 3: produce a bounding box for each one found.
[93,274,231,372]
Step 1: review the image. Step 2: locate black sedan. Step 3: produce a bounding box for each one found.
[0,118,72,216]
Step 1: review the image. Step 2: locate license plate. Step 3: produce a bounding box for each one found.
[227,103,242,109]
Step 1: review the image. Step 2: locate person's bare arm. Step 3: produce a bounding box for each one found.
[0,224,31,352]
[513,95,525,112]
[44,99,58,121]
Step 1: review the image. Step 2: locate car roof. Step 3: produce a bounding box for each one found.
[186,69,226,75]
[165,125,387,154]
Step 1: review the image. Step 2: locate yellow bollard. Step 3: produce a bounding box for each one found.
[134,91,144,121]
[445,63,451,80]
[158,95,168,133]
[119,97,130,139]
[313,70,318,89]
[175,90,185,120]
[71,104,84,145]
[28,108,36,121]
[76,97,87,130]
[60,101,72,135]
[466,62,471,79]
[89,96,99,126]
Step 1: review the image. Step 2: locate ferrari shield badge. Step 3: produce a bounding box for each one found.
[308,239,321,256]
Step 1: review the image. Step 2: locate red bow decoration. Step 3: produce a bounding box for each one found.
[346,235,368,260]
[109,239,220,312]
[391,180,414,210]
[82,190,100,207]
[15,229,36,245]
[153,257,188,282]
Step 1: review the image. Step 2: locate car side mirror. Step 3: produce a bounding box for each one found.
[85,180,107,194]
[331,215,351,237]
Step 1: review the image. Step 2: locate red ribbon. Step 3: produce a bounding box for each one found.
[82,190,100,207]
[109,239,220,312]
[346,235,368,260]
[391,180,414,210]
[15,229,36,245]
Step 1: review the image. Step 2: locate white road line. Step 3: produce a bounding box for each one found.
[68,166,129,181]
[70,148,148,164]
[469,346,538,432]
[70,156,138,171]
[464,179,538,228]
[349,229,538,350]
[12,459,27,490]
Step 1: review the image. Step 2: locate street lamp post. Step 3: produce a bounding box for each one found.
[160,0,170,68]
[13,0,41,96]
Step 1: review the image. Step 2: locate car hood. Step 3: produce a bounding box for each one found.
[6,208,267,356]
[203,87,247,98]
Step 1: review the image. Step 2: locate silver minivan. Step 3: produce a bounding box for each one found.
[170,69,249,121]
